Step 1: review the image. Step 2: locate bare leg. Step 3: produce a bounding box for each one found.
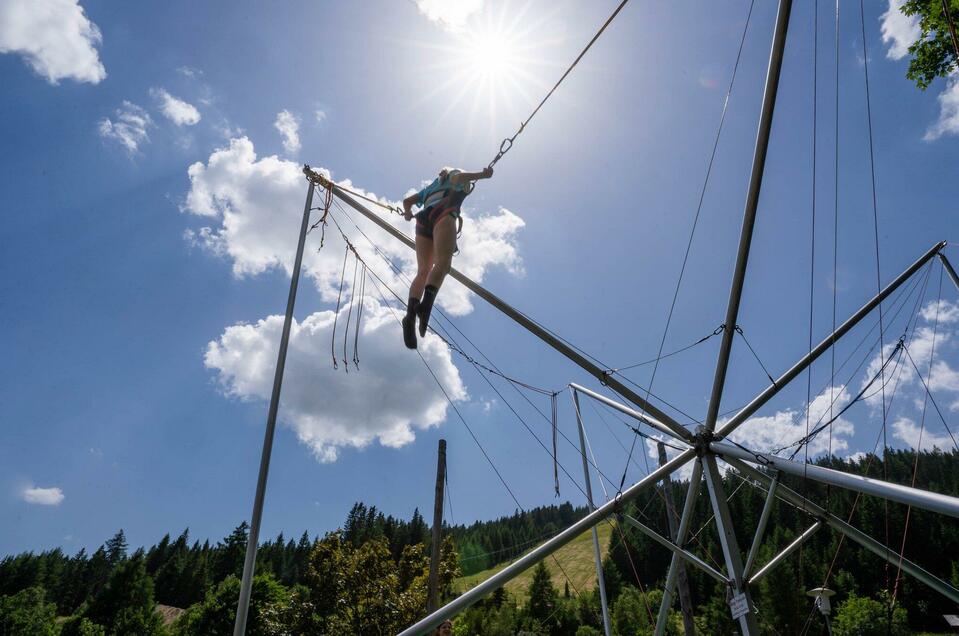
[418,215,457,336]
[425,215,457,290]
[409,234,434,300]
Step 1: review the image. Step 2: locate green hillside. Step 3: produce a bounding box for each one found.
[454,521,613,603]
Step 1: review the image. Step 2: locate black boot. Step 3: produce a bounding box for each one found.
[402,297,419,349]
[417,285,438,337]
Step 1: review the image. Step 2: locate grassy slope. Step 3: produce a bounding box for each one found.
[454,522,613,603]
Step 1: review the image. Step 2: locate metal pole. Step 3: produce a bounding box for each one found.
[571,390,612,636]
[397,449,696,636]
[743,471,780,579]
[658,442,697,635]
[715,240,945,441]
[570,382,692,443]
[747,521,821,585]
[726,457,959,604]
[704,0,793,434]
[427,439,447,613]
[939,252,959,293]
[655,459,703,635]
[710,440,959,518]
[702,455,761,634]
[304,167,695,444]
[619,513,728,584]
[233,179,316,636]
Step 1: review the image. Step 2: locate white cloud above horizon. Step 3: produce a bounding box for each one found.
[182,136,524,316]
[924,75,959,140]
[414,0,483,31]
[892,416,957,451]
[879,0,920,61]
[98,101,153,153]
[151,87,201,126]
[205,302,466,461]
[0,0,106,84]
[21,485,65,506]
[274,110,301,155]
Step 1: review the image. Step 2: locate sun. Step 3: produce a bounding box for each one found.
[462,28,518,79]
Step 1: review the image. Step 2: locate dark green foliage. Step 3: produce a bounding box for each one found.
[0,451,956,634]
[901,0,959,89]
[0,586,59,636]
[172,574,288,636]
[84,553,164,635]
[833,592,909,636]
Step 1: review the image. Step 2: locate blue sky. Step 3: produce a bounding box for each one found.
[2,0,959,558]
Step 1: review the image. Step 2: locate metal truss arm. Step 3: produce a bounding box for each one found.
[618,513,728,584]
[743,471,779,579]
[307,168,695,443]
[715,240,946,441]
[940,252,959,293]
[725,457,959,605]
[396,449,696,636]
[711,440,959,519]
[571,383,693,443]
[747,521,821,585]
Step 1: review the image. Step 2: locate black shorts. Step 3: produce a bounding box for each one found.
[415,193,464,239]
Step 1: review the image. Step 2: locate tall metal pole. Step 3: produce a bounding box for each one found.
[658,442,696,635]
[233,180,316,635]
[704,0,793,434]
[702,456,761,635]
[427,439,447,613]
[655,459,703,635]
[572,391,613,636]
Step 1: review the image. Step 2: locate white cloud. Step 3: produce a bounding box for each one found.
[315,109,327,123]
[274,110,301,155]
[879,0,920,61]
[205,303,466,461]
[98,101,152,153]
[929,359,959,393]
[0,0,105,84]
[176,65,201,78]
[22,485,65,506]
[891,416,956,451]
[415,0,483,31]
[920,299,959,324]
[182,136,523,316]
[726,385,855,457]
[924,75,959,141]
[150,87,201,126]
[846,451,867,463]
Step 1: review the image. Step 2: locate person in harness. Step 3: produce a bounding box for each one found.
[401,166,493,349]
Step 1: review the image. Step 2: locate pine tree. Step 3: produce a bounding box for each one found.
[213,522,249,583]
[104,530,128,567]
[526,562,557,626]
[84,554,163,635]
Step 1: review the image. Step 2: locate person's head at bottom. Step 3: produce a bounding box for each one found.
[435,619,453,635]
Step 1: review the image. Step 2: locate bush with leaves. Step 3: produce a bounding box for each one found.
[0,586,59,636]
[833,592,909,636]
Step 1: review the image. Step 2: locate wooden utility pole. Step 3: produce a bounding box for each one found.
[427,439,447,613]
[659,441,696,635]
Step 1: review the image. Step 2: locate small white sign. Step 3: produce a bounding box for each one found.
[729,592,750,620]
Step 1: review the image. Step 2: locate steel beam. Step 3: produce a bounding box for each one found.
[655,459,703,635]
[233,181,316,636]
[711,440,959,519]
[726,457,959,605]
[702,456,760,634]
[572,390,612,636]
[715,240,945,441]
[940,252,959,293]
[396,449,696,636]
[619,513,728,584]
[743,471,779,579]
[305,166,696,444]
[704,0,793,434]
[747,521,821,585]
[571,383,692,443]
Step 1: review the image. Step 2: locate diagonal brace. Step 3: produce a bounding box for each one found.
[747,521,821,585]
[619,512,729,584]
